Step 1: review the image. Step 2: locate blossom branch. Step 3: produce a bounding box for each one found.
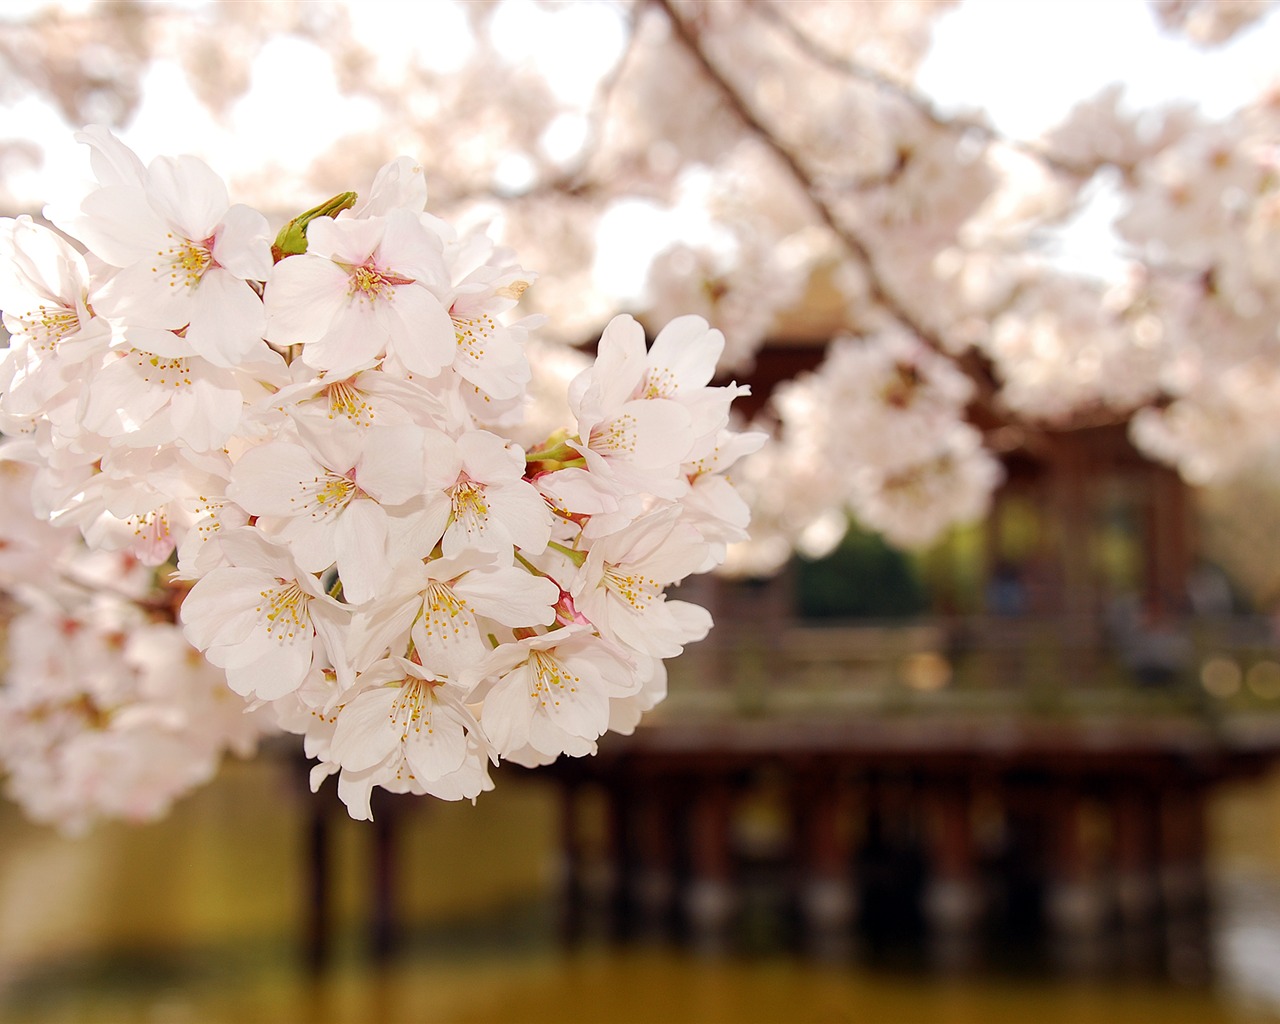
[650,0,951,353]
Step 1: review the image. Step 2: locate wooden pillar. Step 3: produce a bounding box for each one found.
[602,777,634,939]
[684,776,736,948]
[794,769,856,956]
[1144,466,1193,617]
[370,798,397,961]
[923,780,982,935]
[1054,440,1097,636]
[556,781,585,943]
[983,485,1006,614]
[1044,784,1107,946]
[303,796,330,973]
[1111,782,1161,930]
[1158,780,1209,918]
[1157,777,1212,982]
[631,776,678,939]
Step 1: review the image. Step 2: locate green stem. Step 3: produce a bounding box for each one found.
[547,540,588,568]
[525,438,582,463]
[272,191,358,261]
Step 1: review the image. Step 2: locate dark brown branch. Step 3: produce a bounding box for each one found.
[650,0,951,354]
[556,0,647,194]
[752,0,1109,180]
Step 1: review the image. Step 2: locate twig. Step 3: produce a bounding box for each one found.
[650,0,949,353]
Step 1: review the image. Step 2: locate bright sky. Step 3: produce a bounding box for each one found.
[2,0,1277,292]
[918,0,1279,137]
[916,0,1279,279]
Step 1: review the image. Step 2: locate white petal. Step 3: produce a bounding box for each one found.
[404,704,469,781]
[646,315,723,393]
[184,270,267,368]
[264,255,352,346]
[331,687,400,772]
[481,671,533,755]
[355,425,428,505]
[228,443,324,517]
[213,204,272,281]
[454,565,559,627]
[333,500,389,606]
[379,285,455,377]
[146,154,230,239]
[220,633,315,700]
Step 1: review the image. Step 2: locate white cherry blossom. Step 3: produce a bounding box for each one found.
[1,128,755,825]
[179,529,350,700]
[473,626,638,761]
[571,507,713,659]
[265,209,455,377]
[227,422,431,605]
[58,129,273,369]
[347,550,560,675]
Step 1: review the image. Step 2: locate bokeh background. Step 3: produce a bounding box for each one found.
[6,1,1280,1022]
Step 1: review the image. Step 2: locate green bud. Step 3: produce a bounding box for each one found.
[271,191,358,262]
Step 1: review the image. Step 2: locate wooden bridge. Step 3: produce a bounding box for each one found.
[544,616,1280,970]
[297,613,1280,975]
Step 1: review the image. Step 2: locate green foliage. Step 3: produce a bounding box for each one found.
[795,525,929,620]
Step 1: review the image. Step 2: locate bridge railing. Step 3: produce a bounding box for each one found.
[663,614,1280,719]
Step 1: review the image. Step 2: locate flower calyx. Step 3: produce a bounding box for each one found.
[271,191,359,262]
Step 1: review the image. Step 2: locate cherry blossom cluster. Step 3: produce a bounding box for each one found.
[725,330,1000,574]
[0,460,275,833]
[0,127,760,825]
[5,2,1280,583]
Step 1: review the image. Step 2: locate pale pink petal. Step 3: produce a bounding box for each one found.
[355,425,428,505]
[457,430,522,483]
[480,671,532,753]
[168,377,244,453]
[75,125,147,189]
[145,154,229,239]
[330,687,400,772]
[352,156,428,217]
[376,285,455,377]
[264,255,353,346]
[404,705,469,780]
[218,634,314,700]
[595,399,694,468]
[73,185,169,266]
[184,270,267,368]
[179,567,273,649]
[491,481,553,554]
[306,216,383,264]
[228,443,325,517]
[302,302,390,373]
[378,208,450,290]
[333,499,389,606]
[646,315,723,393]
[454,565,558,627]
[213,204,272,281]
[337,767,378,820]
[571,314,647,416]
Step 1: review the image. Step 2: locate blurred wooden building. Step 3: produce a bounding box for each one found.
[544,349,1280,971]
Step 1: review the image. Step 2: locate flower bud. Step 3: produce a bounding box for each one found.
[271,191,358,262]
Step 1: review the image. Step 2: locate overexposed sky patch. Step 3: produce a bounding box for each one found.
[919,0,1279,138]
[489,0,627,105]
[919,0,1279,280]
[347,0,474,77]
[4,0,1279,292]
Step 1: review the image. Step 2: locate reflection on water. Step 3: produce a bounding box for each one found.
[1,759,1280,1024]
[3,920,1280,1024]
[1218,874,1280,1013]
[2,883,1280,1024]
